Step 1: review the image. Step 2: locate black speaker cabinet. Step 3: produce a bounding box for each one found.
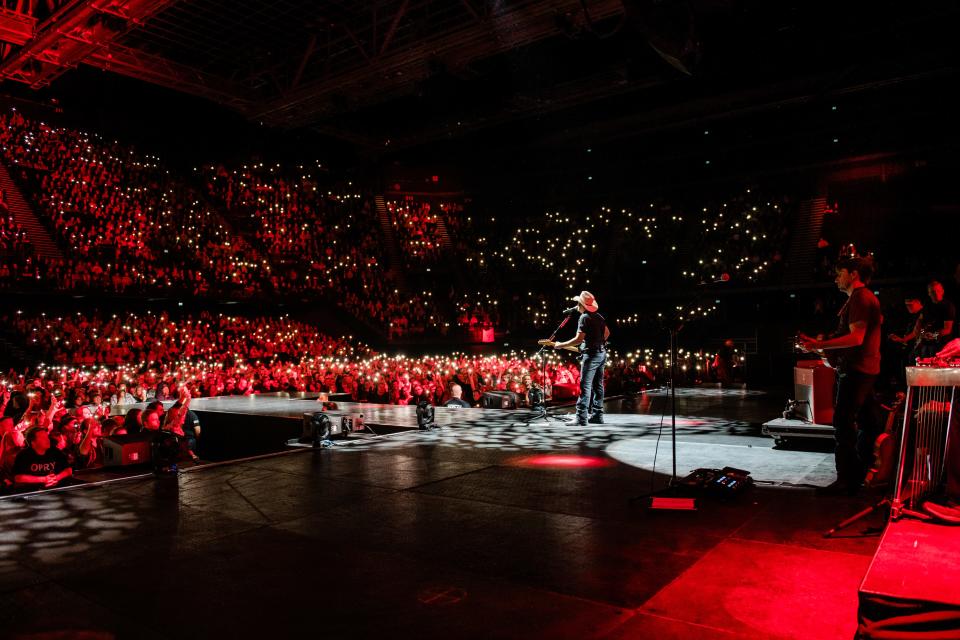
[481,391,518,409]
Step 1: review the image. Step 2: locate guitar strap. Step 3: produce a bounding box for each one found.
[595,312,607,351]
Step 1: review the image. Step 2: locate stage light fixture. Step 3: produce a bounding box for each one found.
[416,400,435,430]
[301,411,332,446]
[527,386,545,411]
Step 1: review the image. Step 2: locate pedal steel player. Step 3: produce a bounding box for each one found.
[551,291,610,426]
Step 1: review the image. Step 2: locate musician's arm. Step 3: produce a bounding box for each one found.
[554,331,585,350]
[811,321,867,350]
[889,317,919,344]
[902,317,921,342]
[940,320,953,338]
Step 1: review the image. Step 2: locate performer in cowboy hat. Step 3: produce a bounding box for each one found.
[551,291,610,426]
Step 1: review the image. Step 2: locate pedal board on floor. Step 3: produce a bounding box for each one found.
[676,467,753,498]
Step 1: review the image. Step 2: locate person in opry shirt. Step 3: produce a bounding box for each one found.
[14,427,73,490]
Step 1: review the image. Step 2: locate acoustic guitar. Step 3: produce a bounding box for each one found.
[538,339,581,354]
[865,391,905,488]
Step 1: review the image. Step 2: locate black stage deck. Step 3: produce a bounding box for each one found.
[2,387,892,639]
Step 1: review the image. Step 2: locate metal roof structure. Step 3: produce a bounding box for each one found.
[0,1,957,152]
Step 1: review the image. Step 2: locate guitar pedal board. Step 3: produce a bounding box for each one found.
[676,467,753,497]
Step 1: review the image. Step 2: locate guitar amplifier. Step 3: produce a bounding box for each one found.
[102,433,153,466]
[794,364,835,424]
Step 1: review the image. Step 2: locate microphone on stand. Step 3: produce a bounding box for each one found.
[556,306,580,330]
[549,306,581,341]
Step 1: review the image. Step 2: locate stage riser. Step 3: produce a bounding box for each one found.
[858,519,960,639]
[194,410,416,461]
[192,411,303,460]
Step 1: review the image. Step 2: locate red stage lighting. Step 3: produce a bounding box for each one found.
[509,455,615,469]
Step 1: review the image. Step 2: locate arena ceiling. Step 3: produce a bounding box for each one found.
[0,1,957,153]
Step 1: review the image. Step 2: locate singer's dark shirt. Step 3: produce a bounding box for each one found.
[838,286,881,375]
[578,312,606,353]
[921,300,956,344]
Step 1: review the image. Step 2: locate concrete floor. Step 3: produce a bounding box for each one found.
[0,387,884,639]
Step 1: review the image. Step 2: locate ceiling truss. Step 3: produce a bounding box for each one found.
[0,0,625,136]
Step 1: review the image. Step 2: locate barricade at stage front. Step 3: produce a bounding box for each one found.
[112,392,538,459]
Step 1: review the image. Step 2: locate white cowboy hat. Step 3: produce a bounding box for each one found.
[571,290,598,312]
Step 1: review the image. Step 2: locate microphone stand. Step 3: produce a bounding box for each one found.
[634,277,728,509]
[664,297,696,486]
[522,312,574,424]
[663,278,728,484]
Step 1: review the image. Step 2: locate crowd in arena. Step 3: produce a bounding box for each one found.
[0,189,31,255]
[3,304,682,491]
[1,105,808,342]
[0,99,779,494]
[0,110,446,336]
[0,109,266,297]
[687,189,791,283]
[385,198,455,266]
[451,191,794,329]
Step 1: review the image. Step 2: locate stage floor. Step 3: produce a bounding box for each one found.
[1,386,885,639]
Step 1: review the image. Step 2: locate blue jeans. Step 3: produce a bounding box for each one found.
[576,351,606,421]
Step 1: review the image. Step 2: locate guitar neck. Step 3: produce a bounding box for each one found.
[539,340,581,354]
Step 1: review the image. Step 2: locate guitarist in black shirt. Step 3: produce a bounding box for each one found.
[890,280,956,359]
[885,298,923,384]
[800,255,882,496]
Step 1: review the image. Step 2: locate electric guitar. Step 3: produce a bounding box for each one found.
[865,392,905,488]
[795,333,847,370]
[888,328,940,352]
[538,339,581,354]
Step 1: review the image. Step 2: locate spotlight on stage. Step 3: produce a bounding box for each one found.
[301,411,332,447]
[527,386,545,411]
[416,400,435,430]
[509,454,615,469]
